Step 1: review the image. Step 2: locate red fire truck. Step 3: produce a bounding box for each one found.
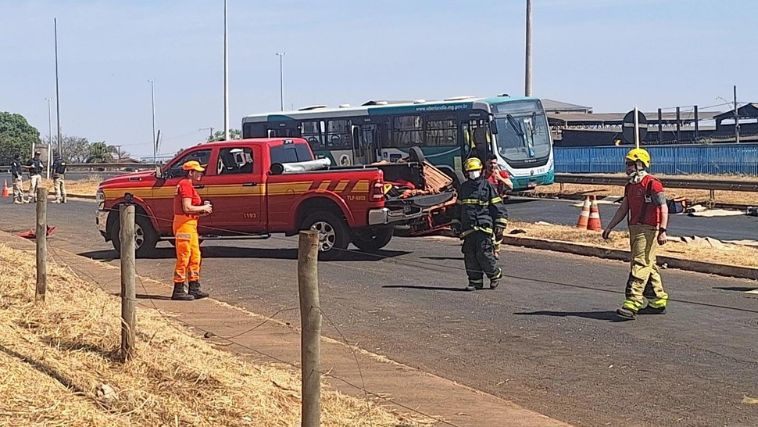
[96,138,457,259]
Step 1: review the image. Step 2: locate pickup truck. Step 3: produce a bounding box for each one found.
[96,138,457,259]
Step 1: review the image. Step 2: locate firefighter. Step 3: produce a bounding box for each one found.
[171,160,213,301]
[484,155,513,259]
[602,148,669,320]
[26,151,44,203]
[52,156,67,203]
[458,157,508,291]
[10,154,24,204]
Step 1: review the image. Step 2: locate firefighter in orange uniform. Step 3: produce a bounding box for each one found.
[172,160,213,301]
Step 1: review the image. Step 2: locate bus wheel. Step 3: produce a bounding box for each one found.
[352,226,394,252]
[301,211,350,260]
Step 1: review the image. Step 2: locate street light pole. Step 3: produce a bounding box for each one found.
[54,18,62,158]
[45,97,53,178]
[276,52,285,111]
[149,80,156,163]
[223,0,230,141]
[524,0,532,97]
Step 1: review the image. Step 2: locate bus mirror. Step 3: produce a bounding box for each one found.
[490,119,499,135]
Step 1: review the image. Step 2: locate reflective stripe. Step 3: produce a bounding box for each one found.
[648,298,668,308]
[461,227,493,237]
[460,198,490,206]
[495,218,508,225]
[490,196,502,204]
[623,299,644,311]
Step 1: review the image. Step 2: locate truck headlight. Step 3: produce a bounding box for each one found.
[96,189,105,209]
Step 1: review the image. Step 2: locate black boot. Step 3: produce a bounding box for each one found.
[188,281,209,299]
[171,283,194,301]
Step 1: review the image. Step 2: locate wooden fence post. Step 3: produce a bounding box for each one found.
[35,187,47,303]
[120,204,136,361]
[298,230,321,427]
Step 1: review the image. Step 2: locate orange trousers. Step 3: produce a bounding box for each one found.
[173,217,201,284]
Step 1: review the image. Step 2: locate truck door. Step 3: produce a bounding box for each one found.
[200,145,263,233]
[153,148,213,235]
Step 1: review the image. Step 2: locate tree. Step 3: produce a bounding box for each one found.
[0,112,41,164]
[52,135,91,163]
[207,129,241,142]
[86,141,115,163]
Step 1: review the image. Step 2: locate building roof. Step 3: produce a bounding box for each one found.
[548,111,722,127]
[541,99,592,113]
[713,103,758,121]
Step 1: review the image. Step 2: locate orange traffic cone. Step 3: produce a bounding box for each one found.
[576,196,590,229]
[587,196,602,231]
[2,180,10,198]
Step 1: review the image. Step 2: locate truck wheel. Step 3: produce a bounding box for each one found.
[301,211,350,260]
[409,146,425,163]
[352,226,394,252]
[110,211,159,258]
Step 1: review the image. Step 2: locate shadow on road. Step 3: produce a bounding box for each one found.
[78,246,411,262]
[382,284,475,292]
[136,293,172,301]
[713,286,758,292]
[421,256,464,261]
[515,310,624,322]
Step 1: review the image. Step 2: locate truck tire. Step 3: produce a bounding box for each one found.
[352,226,394,252]
[301,211,350,260]
[110,210,159,258]
[409,146,425,163]
[438,165,466,191]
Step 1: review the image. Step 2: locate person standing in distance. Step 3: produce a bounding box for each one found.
[26,151,44,203]
[171,160,213,301]
[10,154,24,204]
[603,148,669,320]
[458,157,508,291]
[52,156,68,203]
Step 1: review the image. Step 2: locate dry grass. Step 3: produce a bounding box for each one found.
[0,244,424,427]
[509,220,758,269]
[537,173,758,206]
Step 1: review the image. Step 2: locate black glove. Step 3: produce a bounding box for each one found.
[495,226,505,241]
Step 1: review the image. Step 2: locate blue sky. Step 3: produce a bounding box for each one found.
[1,0,756,158]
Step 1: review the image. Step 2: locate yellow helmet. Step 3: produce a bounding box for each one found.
[625,148,651,168]
[464,157,483,172]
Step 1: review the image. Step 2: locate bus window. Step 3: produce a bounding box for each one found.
[425,116,458,147]
[326,119,351,149]
[390,115,423,148]
[243,122,267,138]
[301,121,324,150]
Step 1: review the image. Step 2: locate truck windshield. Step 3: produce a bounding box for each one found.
[270,144,313,164]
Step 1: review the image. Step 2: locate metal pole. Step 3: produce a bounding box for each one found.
[694,105,699,142]
[46,98,52,178]
[298,230,321,427]
[54,18,62,158]
[120,204,136,361]
[36,188,48,303]
[676,106,681,143]
[149,80,156,164]
[634,106,640,148]
[276,52,285,111]
[734,85,740,144]
[223,0,230,141]
[524,0,532,97]
[657,108,662,144]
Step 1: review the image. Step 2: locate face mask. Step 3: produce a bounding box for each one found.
[468,171,481,180]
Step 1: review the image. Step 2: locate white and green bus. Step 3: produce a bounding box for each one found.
[241,96,554,191]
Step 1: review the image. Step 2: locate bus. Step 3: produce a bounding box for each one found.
[241,96,554,191]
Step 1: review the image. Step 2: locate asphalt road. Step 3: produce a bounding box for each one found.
[507,196,758,242]
[1,200,757,427]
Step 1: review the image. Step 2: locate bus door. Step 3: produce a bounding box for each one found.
[461,117,492,162]
[352,124,378,164]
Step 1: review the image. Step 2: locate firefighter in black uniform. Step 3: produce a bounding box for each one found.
[458,157,508,291]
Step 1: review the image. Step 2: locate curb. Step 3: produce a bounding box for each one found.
[503,235,758,281]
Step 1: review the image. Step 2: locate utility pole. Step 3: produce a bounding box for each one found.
[276,52,285,111]
[733,84,740,144]
[524,0,532,97]
[54,18,62,158]
[223,0,230,141]
[149,80,156,163]
[199,127,214,141]
[45,97,53,178]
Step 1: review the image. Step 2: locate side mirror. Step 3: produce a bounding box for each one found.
[490,118,499,135]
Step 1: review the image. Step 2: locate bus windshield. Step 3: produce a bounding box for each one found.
[491,100,551,162]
